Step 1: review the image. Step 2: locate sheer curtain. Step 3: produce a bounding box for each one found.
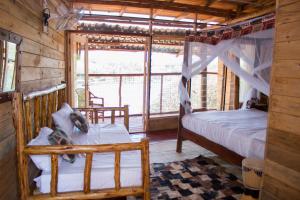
[179,28,274,113]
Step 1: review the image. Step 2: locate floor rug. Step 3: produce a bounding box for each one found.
[149,155,244,200]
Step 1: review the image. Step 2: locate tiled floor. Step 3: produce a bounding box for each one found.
[130,129,177,142]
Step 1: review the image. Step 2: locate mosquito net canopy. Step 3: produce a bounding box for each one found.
[179,19,275,114]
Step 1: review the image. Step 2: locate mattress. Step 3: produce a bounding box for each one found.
[182,109,267,159]
[35,123,142,193]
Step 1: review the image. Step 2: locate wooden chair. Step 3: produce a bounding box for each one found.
[88,90,105,121]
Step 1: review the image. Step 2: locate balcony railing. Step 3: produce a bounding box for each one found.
[75,72,217,116]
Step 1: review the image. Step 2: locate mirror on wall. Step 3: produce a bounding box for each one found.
[0,28,22,101]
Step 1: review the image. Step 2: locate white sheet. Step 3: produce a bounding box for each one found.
[182,109,267,159]
[35,123,142,193]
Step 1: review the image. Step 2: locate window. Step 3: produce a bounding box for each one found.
[0,28,21,103]
[0,41,17,92]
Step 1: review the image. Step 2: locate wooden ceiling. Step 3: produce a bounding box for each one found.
[69,0,275,23]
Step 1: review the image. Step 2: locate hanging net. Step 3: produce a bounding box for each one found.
[179,16,275,114]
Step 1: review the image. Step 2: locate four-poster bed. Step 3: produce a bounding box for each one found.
[177,15,275,165]
[12,84,150,200]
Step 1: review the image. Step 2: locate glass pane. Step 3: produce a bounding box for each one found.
[122,76,144,115]
[150,52,183,115]
[1,41,17,92]
[161,75,181,113]
[74,50,85,107]
[150,75,161,114]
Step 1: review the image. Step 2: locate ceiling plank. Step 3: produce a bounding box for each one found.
[69,0,237,18]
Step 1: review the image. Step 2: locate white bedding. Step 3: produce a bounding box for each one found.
[182,109,267,159]
[35,123,142,193]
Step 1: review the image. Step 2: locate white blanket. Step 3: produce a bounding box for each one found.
[182,109,267,159]
[35,123,142,193]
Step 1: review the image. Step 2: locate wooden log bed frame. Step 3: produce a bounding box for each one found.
[176,77,244,165]
[12,83,150,200]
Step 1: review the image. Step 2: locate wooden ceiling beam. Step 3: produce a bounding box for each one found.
[175,13,191,20]
[87,41,183,46]
[81,14,225,28]
[69,0,237,18]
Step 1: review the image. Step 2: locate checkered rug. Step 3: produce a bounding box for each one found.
[149,155,243,200]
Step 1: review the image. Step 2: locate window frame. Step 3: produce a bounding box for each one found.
[0,28,22,103]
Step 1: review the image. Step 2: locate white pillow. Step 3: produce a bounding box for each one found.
[28,127,62,171]
[52,103,74,136]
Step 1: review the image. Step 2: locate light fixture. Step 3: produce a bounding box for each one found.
[42,8,51,33]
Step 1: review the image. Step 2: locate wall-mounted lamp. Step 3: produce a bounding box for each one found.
[42,8,51,33]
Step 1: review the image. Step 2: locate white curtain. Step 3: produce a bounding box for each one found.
[179,28,274,113]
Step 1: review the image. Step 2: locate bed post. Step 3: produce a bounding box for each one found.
[176,76,187,153]
[12,92,29,200]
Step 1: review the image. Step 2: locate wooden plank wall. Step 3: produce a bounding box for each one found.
[261,0,300,199]
[0,0,66,199]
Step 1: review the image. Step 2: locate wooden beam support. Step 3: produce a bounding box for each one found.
[84,37,89,108]
[81,14,224,28]
[70,0,237,18]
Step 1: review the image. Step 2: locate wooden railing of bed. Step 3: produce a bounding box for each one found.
[12,84,150,200]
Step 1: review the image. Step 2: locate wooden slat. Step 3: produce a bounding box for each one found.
[34,96,41,135]
[269,111,300,135]
[53,91,58,114]
[24,142,143,155]
[84,153,93,193]
[24,100,33,141]
[47,93,54,127]
[50,154,58,197]
[111,110,115,124]
[114,151,121,191]
[124,105,129,131]
[41,95,47,127]
[57,89,63,109]
[94,110,98,124]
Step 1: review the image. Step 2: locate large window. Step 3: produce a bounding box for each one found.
[150,52,183,114]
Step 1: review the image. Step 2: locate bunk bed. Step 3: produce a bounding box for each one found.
[12,84,150,200]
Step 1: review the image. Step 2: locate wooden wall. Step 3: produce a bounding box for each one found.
[0,0,66,199]
[261,0,300,199]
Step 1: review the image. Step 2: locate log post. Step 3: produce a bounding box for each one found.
[41,95,47,127]
[124,105,129,131]
[12,93,30,200]
[142,138,150,200]
[111,110,115,124]
[84,153,93,193]
[34,97,41,136]
[50,154,58,196]
[114,151,121,191]
[47,93,54,127]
